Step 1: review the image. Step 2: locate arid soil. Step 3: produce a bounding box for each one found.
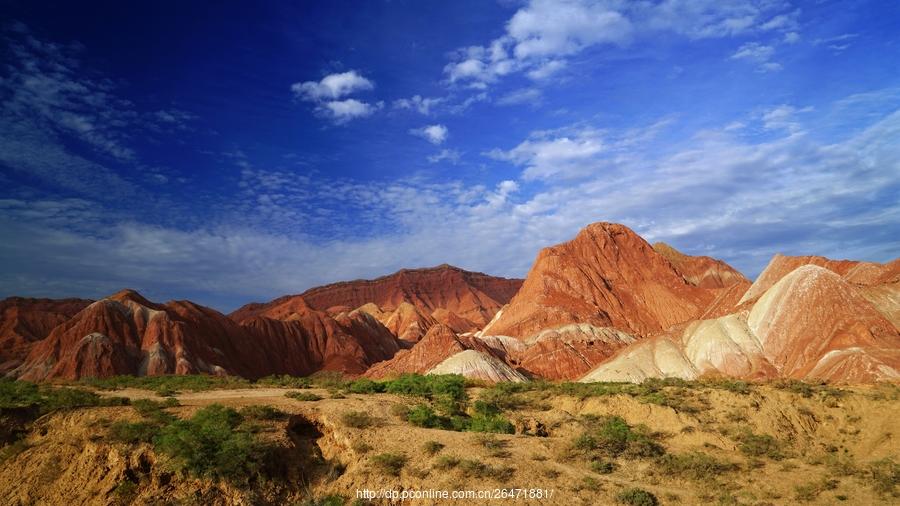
[1,382,898,505]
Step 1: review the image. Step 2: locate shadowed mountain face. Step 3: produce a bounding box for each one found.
[231,264,523,329]
[2,224,897,384]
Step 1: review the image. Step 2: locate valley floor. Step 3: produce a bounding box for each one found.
[0,378,898,505]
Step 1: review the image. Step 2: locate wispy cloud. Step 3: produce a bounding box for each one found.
[444,0,799,88]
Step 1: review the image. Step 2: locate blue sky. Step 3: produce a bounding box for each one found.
[1,0,898,311]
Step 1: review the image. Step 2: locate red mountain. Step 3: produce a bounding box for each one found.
[0,297,91,373]
[14,289,398,381]
[483,223,737,340]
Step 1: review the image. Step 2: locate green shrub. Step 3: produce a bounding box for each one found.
[346,378,386,394]
[794,477,838,501]
[405,404,448,429]
[108,421,162,444]
[657,452,738,480]
[868,458,899,497]
[371,452,407,476]
[616,488,658,506]
[239,405,286,421]
[434,455,461,469]
[0,379,129,413]
[736,431,785,460]
[466,413,514,434]
[458,459,514,480]
[383,374,467,402]
[341,411,377,429]
[591,459,616,474]
[286,391,322,401]
[575,416,663,459]
[154,404,266,483]
[351,440,373,454]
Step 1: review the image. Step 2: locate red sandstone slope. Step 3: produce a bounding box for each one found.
[0,297,92,373]
[653,242,749,289]
[235,264,522,328]
[484,223,722,340]
[14,289,399,381]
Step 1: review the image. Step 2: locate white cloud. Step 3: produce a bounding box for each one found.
[410,124,448,145]
[290,71,374,101]
[393,95,444,115]
[290,70,380,123]
[427,149,461,164]
[506,0,633,59]
[444,0,799,88]
[760,104,813,132]
[321,99,383,123]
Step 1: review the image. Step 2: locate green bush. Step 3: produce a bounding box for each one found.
[371,452,407,476]
[736,431,785,460]
[108,421,161,444]
[657,452,738,480]
[0,379,128,412]
[346,378,386,394]
[591,459,616,474]
[383,374,467,402]
[457,459,514,480]
[286,391,322,401]
[616,488,658,506]
[423,440,445,455]
[239,405,286,420]
[467,413,514,434]
[154,404,266,483]
[406,404,448,429]
[434,455,461,469]
[574,416,663,459]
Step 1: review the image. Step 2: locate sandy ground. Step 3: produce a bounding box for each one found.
[1,384,898,505]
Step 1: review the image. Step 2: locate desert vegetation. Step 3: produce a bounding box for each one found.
[0,374,898,504]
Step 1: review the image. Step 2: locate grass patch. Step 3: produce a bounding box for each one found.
[423,440,445,455]
[434,455,461,470]
[735,430,786,460]
[255,375,311,389]
[371,452,407,476]
[0,379,129,413]
[286,391,322,401]
[457,458,514,480]
[868,458,899,497]
[238,405,286,421]
[341,411,377,429]
[78,374,250,395]
[616,487,658,506]
[657,452,738,480]
[794,477,838,502]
